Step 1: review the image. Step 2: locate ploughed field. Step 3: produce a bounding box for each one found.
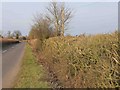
[0,38,20,50]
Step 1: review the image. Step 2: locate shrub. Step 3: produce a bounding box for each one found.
[38,31,120,88]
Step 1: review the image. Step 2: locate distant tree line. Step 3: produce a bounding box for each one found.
[7,30,22,39]
[0,30,27,40]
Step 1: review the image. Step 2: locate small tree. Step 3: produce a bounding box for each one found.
[22,36,27,40]
[13,30,22,39]
[0,31,3,38]
[29,14,54,40]
[7,31,12,38]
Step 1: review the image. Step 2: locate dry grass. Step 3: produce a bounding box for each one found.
[0,38,19,43]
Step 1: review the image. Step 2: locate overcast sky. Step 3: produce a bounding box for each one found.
[1,1,118,36]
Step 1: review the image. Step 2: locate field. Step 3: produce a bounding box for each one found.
[30,31,120,88]
[0,38,19,43]
[0,38,19,50]
[1,38,19,47]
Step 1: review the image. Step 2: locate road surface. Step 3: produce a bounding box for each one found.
[2,42,25,88]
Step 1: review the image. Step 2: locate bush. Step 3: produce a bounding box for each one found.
[39,31,120,88]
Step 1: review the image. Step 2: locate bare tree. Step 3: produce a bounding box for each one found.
[46,2,59,36]
[46,2,72,36]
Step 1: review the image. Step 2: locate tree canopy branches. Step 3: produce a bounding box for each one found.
[29,2,73,40]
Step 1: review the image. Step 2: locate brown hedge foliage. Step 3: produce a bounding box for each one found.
[35,31,120,88]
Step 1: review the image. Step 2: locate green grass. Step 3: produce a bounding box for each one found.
[14,44,50,88]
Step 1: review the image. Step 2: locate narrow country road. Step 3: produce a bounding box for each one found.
[2,42,26,88]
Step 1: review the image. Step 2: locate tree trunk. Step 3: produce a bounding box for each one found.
[61,3,65,36]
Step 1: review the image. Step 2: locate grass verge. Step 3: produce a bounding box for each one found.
[14,43,50,88]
